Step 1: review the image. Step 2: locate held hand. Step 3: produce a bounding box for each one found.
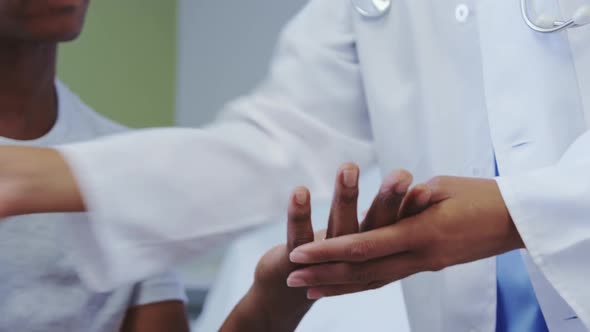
[221,163,431,330]
[287,176,524,299]
[221,163,363,331]
[284,166,431,298]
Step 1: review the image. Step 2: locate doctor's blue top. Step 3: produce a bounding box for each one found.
[495,160,549,332]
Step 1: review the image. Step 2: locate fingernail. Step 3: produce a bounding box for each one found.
[381,173,398,193]
[287,276,307,287]
[342,168,358,188]
[290,251,311,263]
[307,289,324,300]
[294,188,308,205]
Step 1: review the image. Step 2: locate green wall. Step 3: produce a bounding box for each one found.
[57,1,177,128]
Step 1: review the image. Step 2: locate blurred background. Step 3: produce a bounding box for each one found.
[57,0,307,319]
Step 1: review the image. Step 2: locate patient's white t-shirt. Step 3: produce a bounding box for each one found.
[0,81,186,332]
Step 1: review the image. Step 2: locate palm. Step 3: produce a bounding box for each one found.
[254,244,309,303]
[254,230,328,304]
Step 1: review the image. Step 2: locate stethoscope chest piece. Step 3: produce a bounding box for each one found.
[352,0,391,18]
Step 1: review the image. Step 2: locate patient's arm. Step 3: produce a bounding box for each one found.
[120,300,190,332]
[220,185,316,332]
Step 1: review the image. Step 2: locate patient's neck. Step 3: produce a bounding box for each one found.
[0,41,58,140]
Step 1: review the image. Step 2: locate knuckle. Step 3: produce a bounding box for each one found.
[291,235,314,249]
[351,266,378,283]
[426,176,447,193]
[376,191,402,208]
[347,240,376,261]
[314,248,332,262]
[289,209,311,223]
[336,188,359,206]
[426,254,447,272]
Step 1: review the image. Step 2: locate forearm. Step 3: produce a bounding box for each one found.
[0,146,83,217]
[120,300,190,332]
[221,285,314,332]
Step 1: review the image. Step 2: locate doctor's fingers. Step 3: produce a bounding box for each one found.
[326,163,360,238]
[286,251,420,290]
[360,169,413,232]
[287,187,315,252]
[290,217,423,264]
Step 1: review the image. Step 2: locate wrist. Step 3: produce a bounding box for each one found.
[505,213,525,250]
[249,283,314,330]
[221,285,313,332]
[491,180,525,251]
[251,282,315,312]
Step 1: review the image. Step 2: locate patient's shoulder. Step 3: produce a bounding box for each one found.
[55,80,129,139]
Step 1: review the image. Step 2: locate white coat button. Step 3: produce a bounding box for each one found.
[455,4,470,23]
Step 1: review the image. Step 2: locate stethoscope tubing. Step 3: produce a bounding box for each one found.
[351,0,585,33]
[520,0,575,33]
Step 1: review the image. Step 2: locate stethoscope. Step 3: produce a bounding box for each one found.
[351,0,590,33]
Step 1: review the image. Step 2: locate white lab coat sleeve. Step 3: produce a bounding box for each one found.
[496,129,590,328]
[57,0,375,292]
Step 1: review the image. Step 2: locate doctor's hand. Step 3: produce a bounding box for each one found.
[286,176,525,299]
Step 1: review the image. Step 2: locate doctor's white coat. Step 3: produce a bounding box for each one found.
[59,0,590,330]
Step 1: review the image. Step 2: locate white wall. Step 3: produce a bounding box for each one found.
[176,0,308,126]
[175,0,308,291]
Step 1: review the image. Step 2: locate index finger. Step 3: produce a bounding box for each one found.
[289,219,417,264]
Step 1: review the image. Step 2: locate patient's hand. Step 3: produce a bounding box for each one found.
[220,163,362,331]
[288,166,432,299]
[221,163,430,331]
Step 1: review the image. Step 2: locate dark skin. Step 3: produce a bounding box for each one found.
[221,163,432,331]
[288,176,523,299]
[120,300,190,332]
[0,1,189,331]
[0,1,515,327]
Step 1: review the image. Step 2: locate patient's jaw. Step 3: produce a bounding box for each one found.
[0,0,90,42]
[0,0,91,140]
